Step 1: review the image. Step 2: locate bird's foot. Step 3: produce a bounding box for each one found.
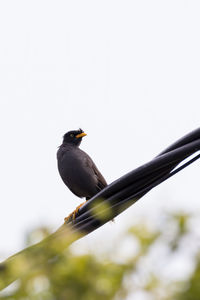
[64,201,87,223]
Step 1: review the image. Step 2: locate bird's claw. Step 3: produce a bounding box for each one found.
[64,201,87,223]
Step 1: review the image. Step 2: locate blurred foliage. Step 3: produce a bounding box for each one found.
[1,212,200,300]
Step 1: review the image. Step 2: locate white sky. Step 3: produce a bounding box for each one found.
[0,0,200,258]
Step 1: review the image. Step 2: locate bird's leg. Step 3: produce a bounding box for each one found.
[73,201,87,219]
[64,201,87,223]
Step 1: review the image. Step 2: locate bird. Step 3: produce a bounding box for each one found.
[57,128,107,221]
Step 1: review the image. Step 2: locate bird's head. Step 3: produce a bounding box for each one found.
[62,128,87,146]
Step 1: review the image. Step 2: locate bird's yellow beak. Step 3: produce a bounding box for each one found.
[76,132,87,138]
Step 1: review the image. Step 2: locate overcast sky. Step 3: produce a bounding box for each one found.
[0,0,199,258]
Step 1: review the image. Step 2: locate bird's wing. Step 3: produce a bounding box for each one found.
[91,161,107,189]
[81,150,107,190]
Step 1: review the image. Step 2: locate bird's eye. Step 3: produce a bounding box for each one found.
[70,134,74,137]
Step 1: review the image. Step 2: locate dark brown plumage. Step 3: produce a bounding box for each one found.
[57,129,107,200]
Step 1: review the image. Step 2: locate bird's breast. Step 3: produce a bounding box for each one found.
[57,147,98,198]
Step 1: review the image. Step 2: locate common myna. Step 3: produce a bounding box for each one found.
[57,129,107,219]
